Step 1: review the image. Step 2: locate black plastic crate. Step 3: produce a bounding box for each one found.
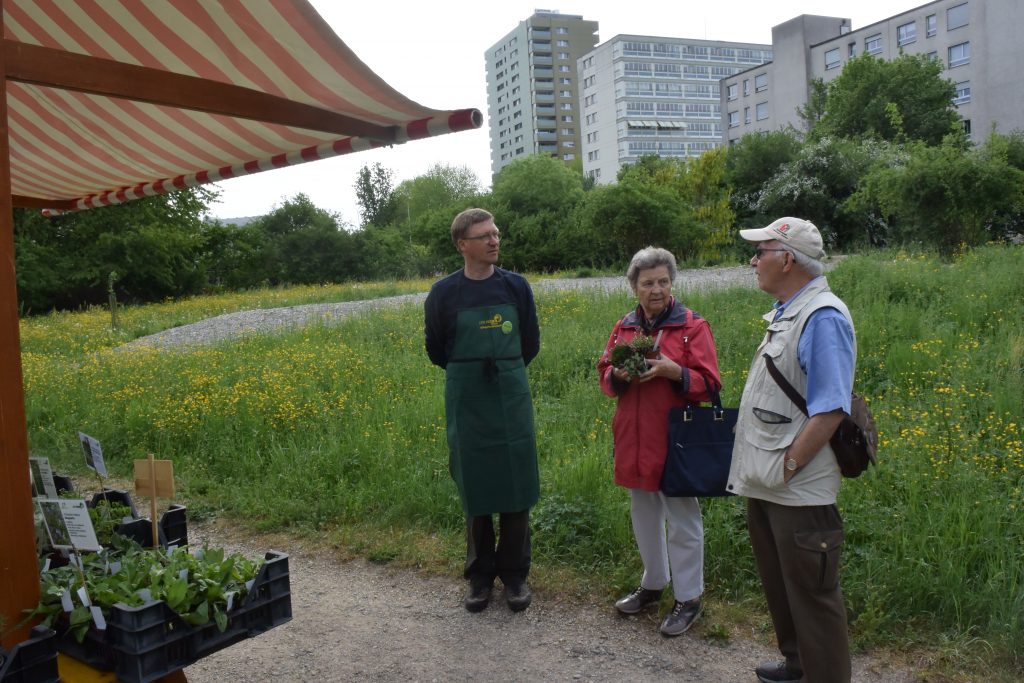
[160,504,188,548]
[0,626,60,683]
[57,550,291,683]
[88,488,140,518]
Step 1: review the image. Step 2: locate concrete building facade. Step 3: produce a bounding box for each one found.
[578,36,772,184]
[485,11,599,177]
[722,0,1024,144]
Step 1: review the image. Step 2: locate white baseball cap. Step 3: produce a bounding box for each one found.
[739,217,826,260]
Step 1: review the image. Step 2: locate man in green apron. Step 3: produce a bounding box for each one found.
[425,208,541,613]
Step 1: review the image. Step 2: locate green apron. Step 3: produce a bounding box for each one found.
[445,302,539,516]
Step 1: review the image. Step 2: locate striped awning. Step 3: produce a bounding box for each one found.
[2,0,482,213]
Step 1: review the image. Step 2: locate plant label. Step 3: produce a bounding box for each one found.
[77,586,91,607]
[91,605,107,630]
[38,498,101,552]
[60,589,73,612]
[29,456,59,498]
[78,432,108,477]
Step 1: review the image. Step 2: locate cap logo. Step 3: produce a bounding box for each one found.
[774,223,791,237]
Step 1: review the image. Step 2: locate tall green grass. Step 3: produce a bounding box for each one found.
[22,245,1023,678]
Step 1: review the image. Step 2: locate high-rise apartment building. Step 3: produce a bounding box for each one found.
[486,11,599,178]
[577,36,772,184]
[722,0,1024,144]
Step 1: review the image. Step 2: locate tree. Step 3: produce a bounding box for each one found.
[755,137,894,248]
[724,129,803,224]
[797,78,828,134]
[489,155,585,271]
[851,135,1024,253]
[355,162,399,227]
[14,188,215,311]
[813,53,961,145]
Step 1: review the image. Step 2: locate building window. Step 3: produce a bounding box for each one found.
[947,3,969,30]
[727,83,738,100]
[560,90,572,97]
[756,102,768,121]
[560,77,572,85]
[559,65,571,72]
[948,41,970,67]
[962,119,971,137]
[926,50,938,62]
[754,73,767,92]
[865,34,882,55]
[561,127,574,135]
[560,102,573,110]
[728,111,739,128]
[563,154,575,161]
[743,79,750,96]
[953,81,971,104]
[561,115,574,122]
[744,106,750,124]
[556,27,569,34]
[824,48,840,70]
[897,22,917,46]
[926,14,937,37]
[848,42,856,57]
[558,52,570,60]
[556,40,569,47]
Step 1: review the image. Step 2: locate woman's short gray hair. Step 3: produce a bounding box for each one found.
[780,246,825,277]
[626,246,678,287]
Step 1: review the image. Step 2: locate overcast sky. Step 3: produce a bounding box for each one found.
[208,0,910,224]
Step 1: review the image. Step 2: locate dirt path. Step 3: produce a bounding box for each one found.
[182,524,915,683]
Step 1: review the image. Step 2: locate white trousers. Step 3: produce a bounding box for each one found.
[630,488,704,602]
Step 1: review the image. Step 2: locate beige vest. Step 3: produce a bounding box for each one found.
[727,277,855,505]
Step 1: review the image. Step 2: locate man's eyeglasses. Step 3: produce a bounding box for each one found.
[462,231,501,242]
[753,247,788,260]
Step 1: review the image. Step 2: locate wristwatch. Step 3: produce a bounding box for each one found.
[785,457,799,472]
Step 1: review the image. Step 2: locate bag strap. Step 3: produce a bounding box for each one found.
[762,354,809,417]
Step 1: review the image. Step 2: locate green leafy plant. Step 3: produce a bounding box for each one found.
[30,536,263,643]
[87,500,135,547]
[610,333,657,376]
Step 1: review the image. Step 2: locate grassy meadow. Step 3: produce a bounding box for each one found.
[21,246,1023,679]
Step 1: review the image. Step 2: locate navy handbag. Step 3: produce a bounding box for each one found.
[660,389,737,497]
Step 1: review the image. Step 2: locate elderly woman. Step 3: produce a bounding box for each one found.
[597,246,722,636]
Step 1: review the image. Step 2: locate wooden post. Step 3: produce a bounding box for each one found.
[0,0,41,648]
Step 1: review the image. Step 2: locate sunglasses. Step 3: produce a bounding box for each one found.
[754,247,788,259]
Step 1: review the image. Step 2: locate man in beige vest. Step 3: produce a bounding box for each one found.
[726,218,855,683]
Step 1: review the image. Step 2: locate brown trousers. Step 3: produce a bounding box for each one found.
[747,498,851,683]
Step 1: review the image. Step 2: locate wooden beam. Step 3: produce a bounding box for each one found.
[0,6,40,649]
[3,40,398,142]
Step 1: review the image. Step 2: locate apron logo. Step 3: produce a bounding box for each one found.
[501,320,513,334]
[479,313,504,330]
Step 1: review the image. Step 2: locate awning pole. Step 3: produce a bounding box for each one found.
[0,0,40,648]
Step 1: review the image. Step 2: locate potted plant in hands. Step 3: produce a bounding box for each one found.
[610,330,662,377]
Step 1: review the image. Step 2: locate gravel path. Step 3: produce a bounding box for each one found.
[183,524,915,683]
[120,265,767,350]
[141,259,914,682]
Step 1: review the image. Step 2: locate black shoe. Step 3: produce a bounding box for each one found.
[464,578,493,613]
[659,598,702,636]
[505,579,532,612]
[755,660,802,683]
[614,586,663,614]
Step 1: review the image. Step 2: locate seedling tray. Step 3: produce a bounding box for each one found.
[57,550,291,683]
[0,626,59,683]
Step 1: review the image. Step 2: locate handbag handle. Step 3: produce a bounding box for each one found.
[683,374,726,422]
[762,354,810,416]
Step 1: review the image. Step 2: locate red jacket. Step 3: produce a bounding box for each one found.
[598,298,722,491]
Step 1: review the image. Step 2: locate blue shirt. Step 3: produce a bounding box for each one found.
[774,278,855,416]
